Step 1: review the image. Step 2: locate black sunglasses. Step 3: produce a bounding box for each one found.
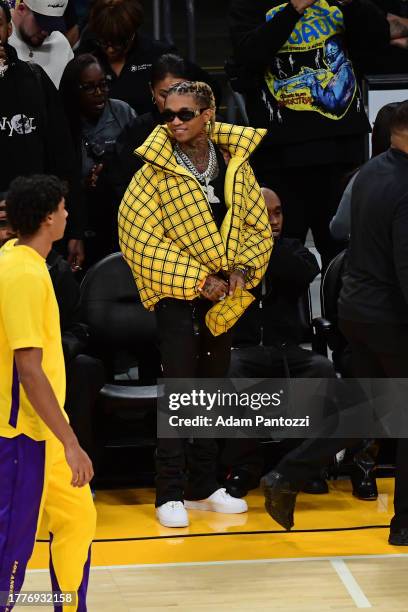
[160,107,209,123]
[79,79,109,95]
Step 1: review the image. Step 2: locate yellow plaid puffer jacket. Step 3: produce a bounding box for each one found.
[118,122,273,311]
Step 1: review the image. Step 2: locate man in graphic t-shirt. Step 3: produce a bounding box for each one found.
[229,0,390,268]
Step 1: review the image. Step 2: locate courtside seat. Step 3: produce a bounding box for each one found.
[80,252,160,450]
[312,249,351,375]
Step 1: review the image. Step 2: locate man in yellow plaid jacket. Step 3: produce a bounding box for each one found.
[118,81,272,528]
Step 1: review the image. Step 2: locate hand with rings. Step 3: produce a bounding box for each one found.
[200,274,229,302]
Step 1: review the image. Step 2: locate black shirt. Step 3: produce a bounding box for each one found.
[339,148,408,324]
[200,146,227,230]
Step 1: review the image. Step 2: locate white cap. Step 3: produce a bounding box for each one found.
[24,0,68,17]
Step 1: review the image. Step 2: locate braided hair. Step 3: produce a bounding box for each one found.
[166,81,216,134]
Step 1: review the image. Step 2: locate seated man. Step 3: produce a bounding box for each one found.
[223,187,336,497]
[229,187,334,379]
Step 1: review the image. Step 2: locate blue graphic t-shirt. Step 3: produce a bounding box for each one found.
[265,1,357,120]
[230,0,371,148]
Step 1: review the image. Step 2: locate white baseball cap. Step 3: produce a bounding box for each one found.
[24,0,68,32]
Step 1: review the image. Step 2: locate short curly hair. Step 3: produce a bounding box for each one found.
[6,175,67,237]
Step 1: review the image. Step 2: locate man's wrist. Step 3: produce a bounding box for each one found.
[234,266,250,281]
[62,429,79,450]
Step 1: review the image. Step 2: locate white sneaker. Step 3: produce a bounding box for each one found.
[185,488,248,514]
[156,501,189,527]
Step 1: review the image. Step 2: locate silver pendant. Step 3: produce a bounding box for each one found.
[204,181,220,204]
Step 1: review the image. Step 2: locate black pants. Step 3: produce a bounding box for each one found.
[254,164,351,270]
[154,298,232,506]
[229,343,336,379]
[64,354,105,476]
[276,319,408,529]
[222,343,336,480]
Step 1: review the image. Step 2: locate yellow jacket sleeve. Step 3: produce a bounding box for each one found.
[118,165,211,300]
[236,163,273,289]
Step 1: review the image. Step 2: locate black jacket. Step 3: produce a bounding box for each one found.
[77,33,175,114]
[229,0,389,148]
[0,45,85,238]
[233,237,320,347]
[339,148,408,325]
[46,249,89,364]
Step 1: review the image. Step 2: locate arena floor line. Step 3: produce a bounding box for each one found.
[28,478,407,570]
[23,556,408,611]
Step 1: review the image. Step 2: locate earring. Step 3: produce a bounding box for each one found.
[151,95,156,105]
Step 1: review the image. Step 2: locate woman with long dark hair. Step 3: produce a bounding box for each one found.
[105,53,219,202]
[119,81,273,527]
[59,53,135,266]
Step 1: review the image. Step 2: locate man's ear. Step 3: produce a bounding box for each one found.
[203,108,214,124]
[44,211,55,227]
[15,2,27,15]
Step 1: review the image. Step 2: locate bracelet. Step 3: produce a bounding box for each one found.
[234,266,250,281]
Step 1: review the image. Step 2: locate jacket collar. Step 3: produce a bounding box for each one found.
[135,122,267,172]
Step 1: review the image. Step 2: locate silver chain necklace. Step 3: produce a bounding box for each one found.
[174,139,218,184]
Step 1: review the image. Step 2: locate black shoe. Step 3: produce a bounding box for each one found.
[301,477,329,494]
[389,528,408,546]
[350,452,378,501]
[225,468,260,498]
[262,471,298,531]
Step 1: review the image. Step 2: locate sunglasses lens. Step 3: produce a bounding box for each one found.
[161,110,175,122]
[178,111,196,121]
[161,110,198,123]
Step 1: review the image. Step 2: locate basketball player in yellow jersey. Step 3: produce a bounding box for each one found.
[0,175,96,612]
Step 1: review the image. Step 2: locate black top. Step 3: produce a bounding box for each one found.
[0,45,84,238]
[47,249,89,364]
[339,148,408,324]
[229,0,389,166]
[199,146,227,230]
[77,33,175,114]
[233,237,320,347]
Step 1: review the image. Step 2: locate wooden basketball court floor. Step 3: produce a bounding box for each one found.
[23,478,408,610]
